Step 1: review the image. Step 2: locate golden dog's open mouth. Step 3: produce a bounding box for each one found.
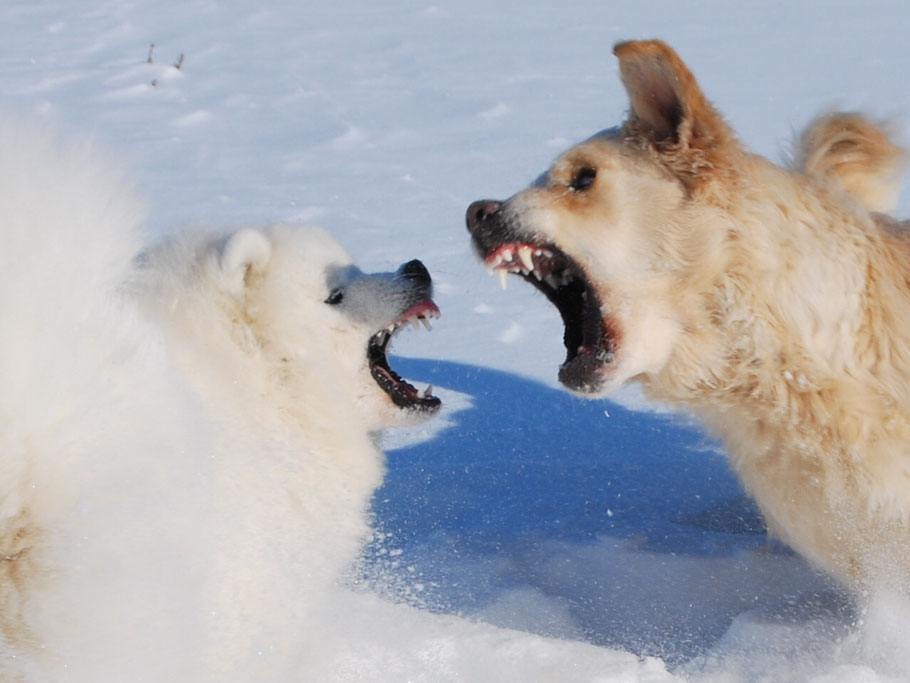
[482,242,617,393]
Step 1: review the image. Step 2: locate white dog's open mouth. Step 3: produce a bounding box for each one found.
[368,300,442,412]
[483,242,617,393]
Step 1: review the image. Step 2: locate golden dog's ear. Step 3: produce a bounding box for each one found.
[614,40,737,189]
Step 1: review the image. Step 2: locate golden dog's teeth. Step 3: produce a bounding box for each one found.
[498,269,509,290]
[518,246,534,271]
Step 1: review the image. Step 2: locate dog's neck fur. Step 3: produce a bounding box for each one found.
[642,156,910,585]
[659,164,910,413]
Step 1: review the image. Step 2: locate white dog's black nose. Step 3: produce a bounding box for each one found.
[399,259,431,286]
[466,199,502,236]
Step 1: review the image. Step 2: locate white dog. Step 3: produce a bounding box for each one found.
[0,120,440,681]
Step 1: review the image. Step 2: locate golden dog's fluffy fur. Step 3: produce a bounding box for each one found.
[467,40,910,590]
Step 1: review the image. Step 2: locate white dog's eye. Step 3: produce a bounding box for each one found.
[324,288,344,305]
[570,167,597,192]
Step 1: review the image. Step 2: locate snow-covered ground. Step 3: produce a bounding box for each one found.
[5,1,910,680]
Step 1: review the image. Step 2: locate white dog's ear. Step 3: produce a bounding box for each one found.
[613,40,737,190]
[219,228,272,294]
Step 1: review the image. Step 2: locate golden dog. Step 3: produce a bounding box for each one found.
[466,40,910,591]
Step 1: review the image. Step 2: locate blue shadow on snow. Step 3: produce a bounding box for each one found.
[369,357,765,558]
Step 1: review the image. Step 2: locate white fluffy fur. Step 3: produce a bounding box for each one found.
[0,120,419,680]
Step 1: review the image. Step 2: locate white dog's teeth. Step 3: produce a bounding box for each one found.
[502,248,513,262]
[498,269,508,290]
[532,269,543,281]
[518,246,534,271]
[425,383,433,397]
[420,316,433,331]
[545,274,559,289]
[409,318,420,331]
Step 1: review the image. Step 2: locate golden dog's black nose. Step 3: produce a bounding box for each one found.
[465,199,502,236]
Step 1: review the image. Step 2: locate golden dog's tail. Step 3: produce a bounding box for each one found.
[793,112,905,213]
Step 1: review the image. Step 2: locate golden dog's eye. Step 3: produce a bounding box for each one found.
[570,167,597,192]
[324,288,344,305]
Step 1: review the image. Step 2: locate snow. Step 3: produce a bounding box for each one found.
[5,0,910,680]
